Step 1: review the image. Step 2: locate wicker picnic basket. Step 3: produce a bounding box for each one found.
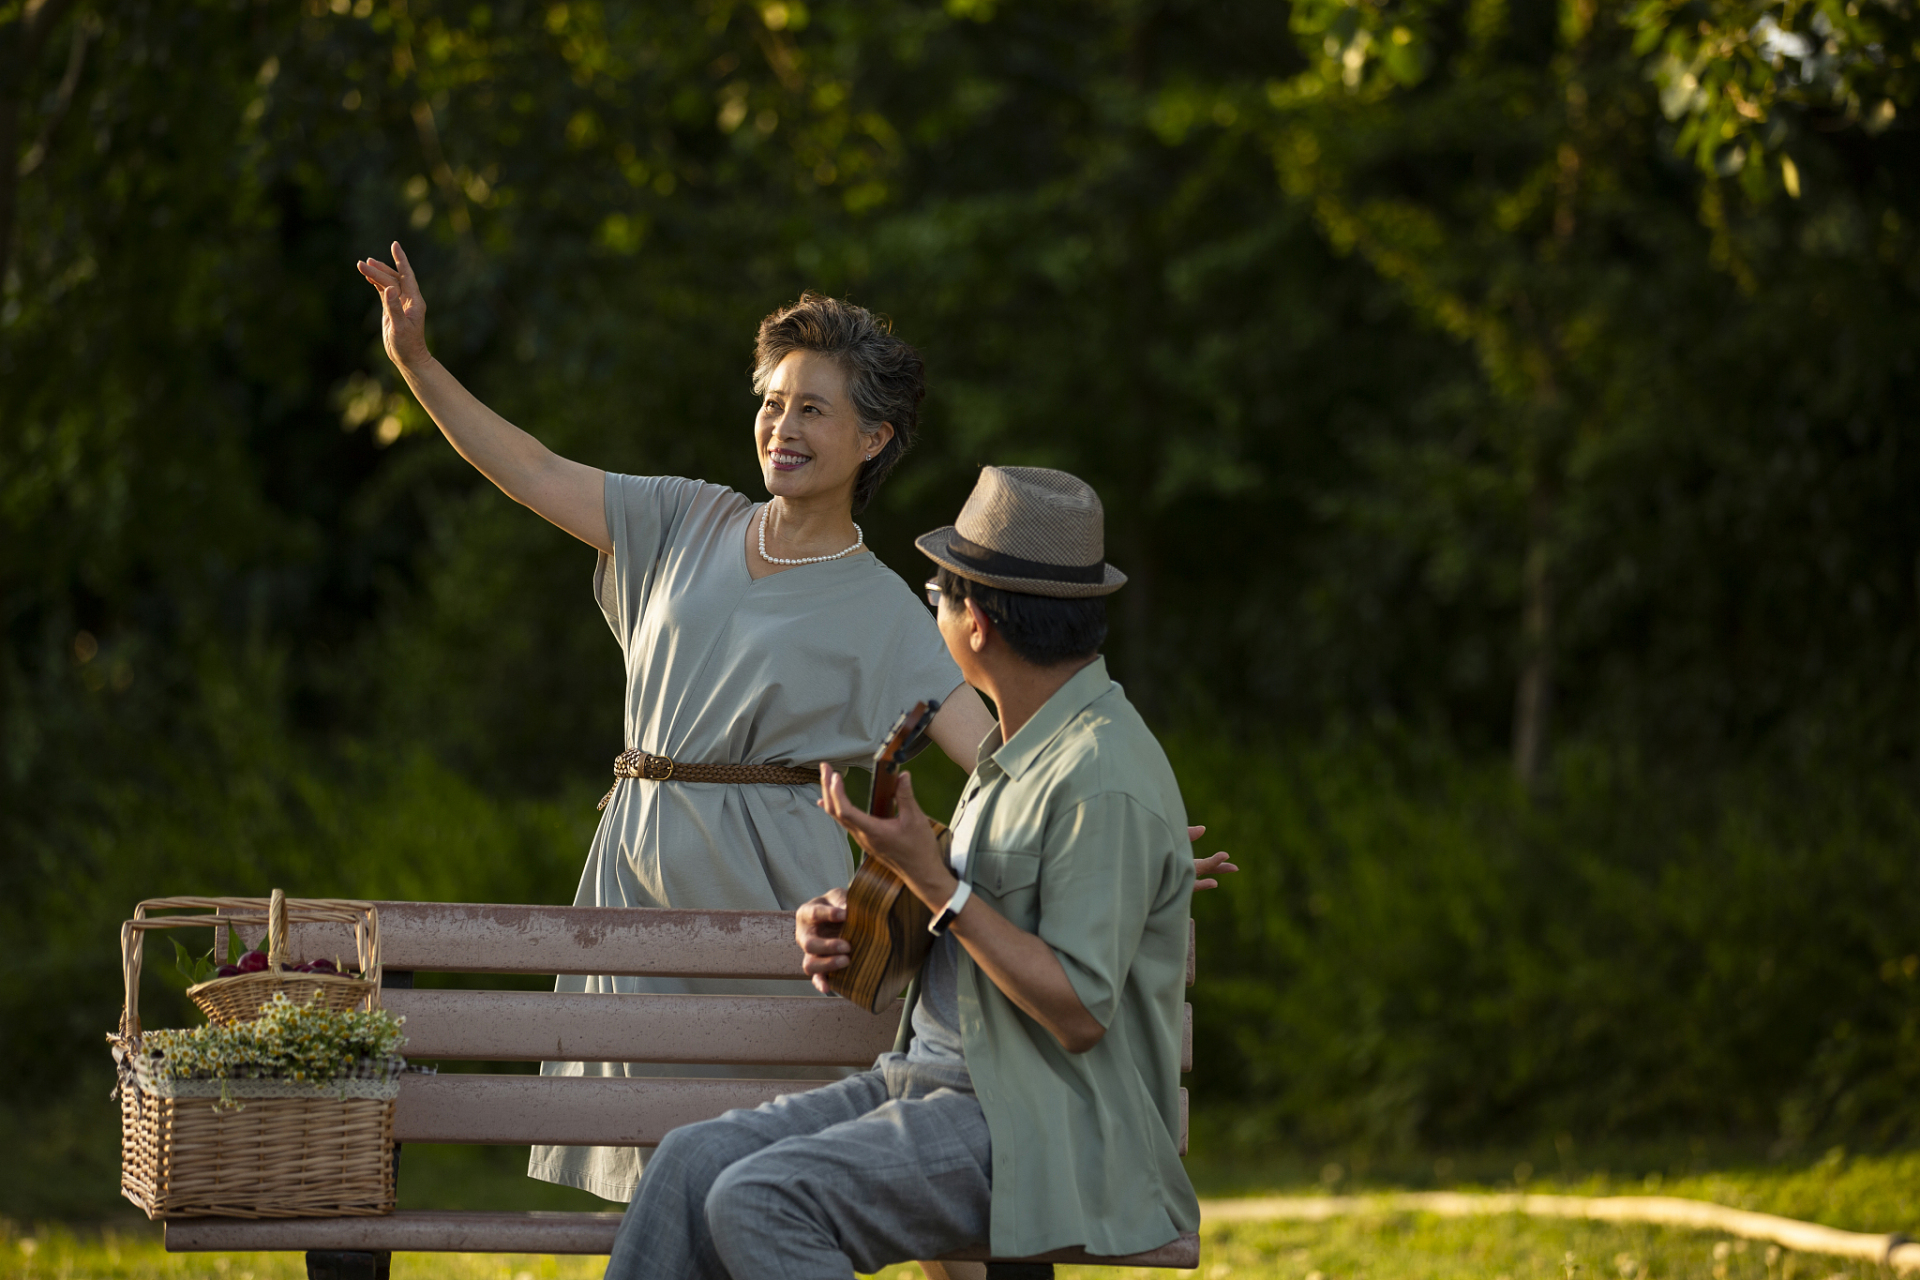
[111,893,398,1220]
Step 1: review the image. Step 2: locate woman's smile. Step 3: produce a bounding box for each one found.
[755,349,873,501]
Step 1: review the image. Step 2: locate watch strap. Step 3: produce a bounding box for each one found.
[929,881,972,935]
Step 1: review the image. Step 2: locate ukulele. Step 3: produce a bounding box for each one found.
[829,698,948,1014]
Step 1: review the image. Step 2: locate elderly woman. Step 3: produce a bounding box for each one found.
[355,243,1233,1203]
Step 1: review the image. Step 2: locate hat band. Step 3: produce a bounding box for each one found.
[945,531,1107,586]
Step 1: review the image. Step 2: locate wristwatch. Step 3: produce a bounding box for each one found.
[928,881,972,935]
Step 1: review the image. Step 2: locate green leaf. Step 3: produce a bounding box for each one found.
[171,938,218,988]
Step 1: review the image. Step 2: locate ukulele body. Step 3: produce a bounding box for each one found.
[826,699,948,1014]
[830,824,949,1014]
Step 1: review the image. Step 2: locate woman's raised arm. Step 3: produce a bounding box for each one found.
[357,242,610,554]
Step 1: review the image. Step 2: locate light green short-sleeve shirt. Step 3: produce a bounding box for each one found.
[918,656,1200,1259]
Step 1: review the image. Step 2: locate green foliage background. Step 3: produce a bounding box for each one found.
[4,0,1920,1218]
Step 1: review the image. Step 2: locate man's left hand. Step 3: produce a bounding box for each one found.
[795,887,852,994]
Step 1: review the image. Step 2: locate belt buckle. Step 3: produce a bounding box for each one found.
[644,752,676,781]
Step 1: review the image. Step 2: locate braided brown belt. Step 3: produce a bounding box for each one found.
[597,749,823,811]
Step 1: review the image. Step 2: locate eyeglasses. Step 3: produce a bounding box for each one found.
[924,580,943,611]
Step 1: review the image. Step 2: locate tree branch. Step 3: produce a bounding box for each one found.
[19,12,93,177]
[21,0,79,65]
[1,0,82,285]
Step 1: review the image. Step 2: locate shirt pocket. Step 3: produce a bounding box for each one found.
[971,848,1042,927]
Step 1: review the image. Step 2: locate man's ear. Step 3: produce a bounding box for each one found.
[963,598,993,654]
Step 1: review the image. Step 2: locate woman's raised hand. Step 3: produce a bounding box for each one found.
[356,241,430,371]
[346,241,610,552]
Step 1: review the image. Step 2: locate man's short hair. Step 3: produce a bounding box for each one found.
[935,566,1107,666]
[752,293,925,515]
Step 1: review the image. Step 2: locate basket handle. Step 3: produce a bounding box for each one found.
[268,888,289,971]
[120,895,383,1038]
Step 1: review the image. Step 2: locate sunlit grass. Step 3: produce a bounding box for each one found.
[10,1144,1915,1280]
[1,1212,1888,1280]
[1185,1144,1920,1236]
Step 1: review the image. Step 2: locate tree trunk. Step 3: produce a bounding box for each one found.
[1118,519,1154,719]
[0,32,22,287]
[1511,479,1554,790]
[1510,93,1582,792]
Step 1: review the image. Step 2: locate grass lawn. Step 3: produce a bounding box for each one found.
[7,1146,1915,1280]
[0,1209,1888,1280]
[1185,1145,1920,1238]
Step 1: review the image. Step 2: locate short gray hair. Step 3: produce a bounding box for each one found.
[751,293,925,514]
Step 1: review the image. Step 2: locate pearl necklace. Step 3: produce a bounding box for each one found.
[757,504,864,566]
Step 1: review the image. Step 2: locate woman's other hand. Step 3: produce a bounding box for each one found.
[1191,824,1237,891]
[795,887,851,994]
[357,241,431,371]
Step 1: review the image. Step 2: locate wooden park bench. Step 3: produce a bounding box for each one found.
[162,901,1200,1280]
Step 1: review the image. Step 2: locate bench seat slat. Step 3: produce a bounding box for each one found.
[385,990,899,1065]
[163,1213,1201,1268]
[394,1075,1189,1152]
[167,1211,628,1255]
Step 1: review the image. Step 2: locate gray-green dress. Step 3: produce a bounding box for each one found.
[527,473,964,1202]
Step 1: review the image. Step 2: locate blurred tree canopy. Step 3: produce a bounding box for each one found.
[4,0,1920,1201]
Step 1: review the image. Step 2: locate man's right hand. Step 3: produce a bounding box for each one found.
[795,887,851,994]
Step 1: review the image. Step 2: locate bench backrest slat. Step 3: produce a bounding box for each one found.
[385,989,1193,1073]
[272,903,1197,983]
[387,989,897,1065]
[396,1074,801,1146]
[393,1074,1189,1155]
[277,904,799,977]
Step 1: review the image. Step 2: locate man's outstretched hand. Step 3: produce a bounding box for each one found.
[1190,824,1238,890]
[795,887,851,994]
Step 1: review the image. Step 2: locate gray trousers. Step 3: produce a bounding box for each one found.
[604,1053,990,1280]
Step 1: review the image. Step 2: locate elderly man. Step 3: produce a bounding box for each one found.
[602,466,1200,1280]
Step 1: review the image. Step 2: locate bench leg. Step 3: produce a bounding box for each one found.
[985,1267,1054,1280]
[305,1251,391,1280]
[922,1265,984,1280]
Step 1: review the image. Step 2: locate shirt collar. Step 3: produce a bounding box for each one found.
[973,656,1113,784]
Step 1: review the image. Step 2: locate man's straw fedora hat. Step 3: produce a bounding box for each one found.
[916,466,1127,599]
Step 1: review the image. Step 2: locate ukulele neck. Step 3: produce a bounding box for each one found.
[869,765,902,819]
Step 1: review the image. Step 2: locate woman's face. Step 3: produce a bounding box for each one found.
[755,350,892,509]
